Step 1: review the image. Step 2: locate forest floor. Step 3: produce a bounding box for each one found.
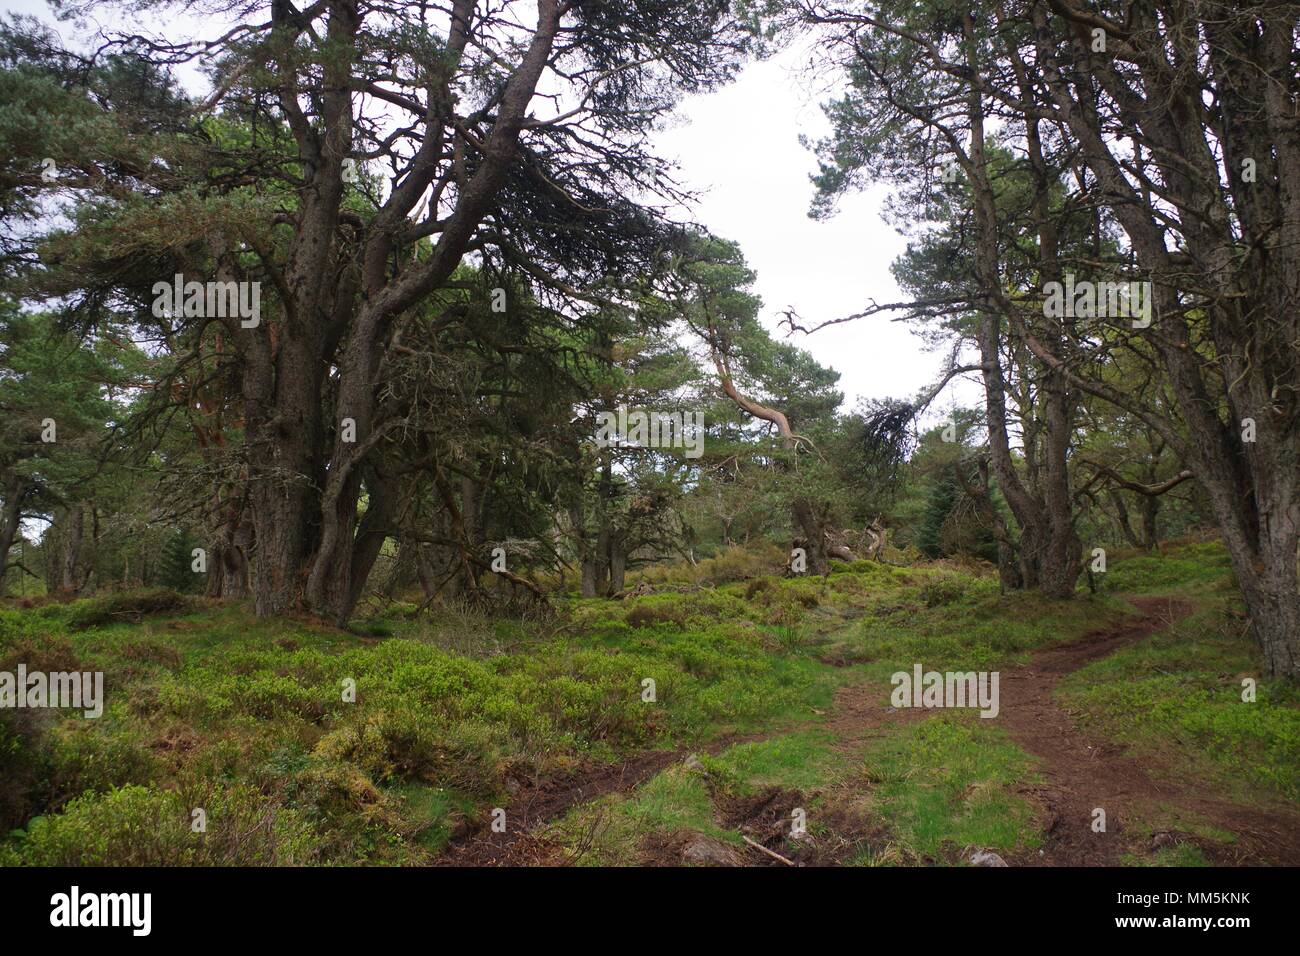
[445,590,1300,867]
[2,540,1297,866]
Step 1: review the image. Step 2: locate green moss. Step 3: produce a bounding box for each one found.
[861,713,1042,861]
[1120,843,1210,867]
[703,730,841,794]
[551,766,737,866]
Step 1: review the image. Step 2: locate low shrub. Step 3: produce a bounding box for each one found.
[65,589,191,631]
[1,783,316,866]
[918,574,967,608]
[313,707,502,794]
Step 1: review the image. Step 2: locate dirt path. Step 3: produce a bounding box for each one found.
[827,594,1300,866]
[998,595,1196,865]
[996,595,1300,866]
[440,595,1300,866]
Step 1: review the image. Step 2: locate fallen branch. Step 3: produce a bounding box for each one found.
[742,835,796,866]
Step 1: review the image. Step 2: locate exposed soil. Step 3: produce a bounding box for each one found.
[436,749,683,866]
[639,829,744,867]
[440,594,1300,867]
[819,594,1300,866]
[996,595,1300,866]
[716,784,804,865]
[718,784,888,866]
[439,729,775,866]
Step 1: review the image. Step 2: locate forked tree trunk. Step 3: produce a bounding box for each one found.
[230,0,563,625]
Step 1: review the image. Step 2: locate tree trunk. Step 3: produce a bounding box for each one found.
[965,25,1080,599]
[0,474,29,598]
[608,545,627,595]
[592,525,611,596]
[957,459,1022,592]
[60,505,83,593]
[1139,495,1160,551]
[219,0,562,624]
[206,495,251,599]
[1201,470,1300,679]
[580,556,600,598]
[1108,489,1143,550]
[245,331,324,617]
[1038,370,1082,598]
[792,499,830,575]
[1023,1,1300,674]
[1236,533,1300,679]
[568,503,599,598]
[414,544,438,600]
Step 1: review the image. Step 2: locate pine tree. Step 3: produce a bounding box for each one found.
[158,530,200,593]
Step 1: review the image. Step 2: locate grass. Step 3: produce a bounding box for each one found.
[1120,844,1210,867]
[0,539,1292,866]
[1124,803,1238,846]
[391,782,478,853]
[819,582,1130,676]
[552,730,849,866]
[854,713,1042,863]
[553,766,739,866]
[702,730,842,794]
[1092,540,1235,594]
[0,574,848,865]
[1056,603,1300,803]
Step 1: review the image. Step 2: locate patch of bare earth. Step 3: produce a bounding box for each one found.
[437,730,776,866]
[436,750,683,866]
[440,595,1300,867]
[825,595,1300,866]
[997,595,1300,866]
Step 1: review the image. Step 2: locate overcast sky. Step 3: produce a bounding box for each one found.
[657,44,970,414]
[6,0,983,417]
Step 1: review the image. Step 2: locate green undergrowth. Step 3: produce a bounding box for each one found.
[0,539,1289,866]
[554,766,739,866]
[1,576,850,864]
[823,586,1129,677]
[550,730,849,866]
[1091,541,1235,594]
[703,730,843,795]
[1057,602,1300,804]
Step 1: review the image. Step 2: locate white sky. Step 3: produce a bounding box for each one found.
[657,45,973,414]
[5,0,983,418]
